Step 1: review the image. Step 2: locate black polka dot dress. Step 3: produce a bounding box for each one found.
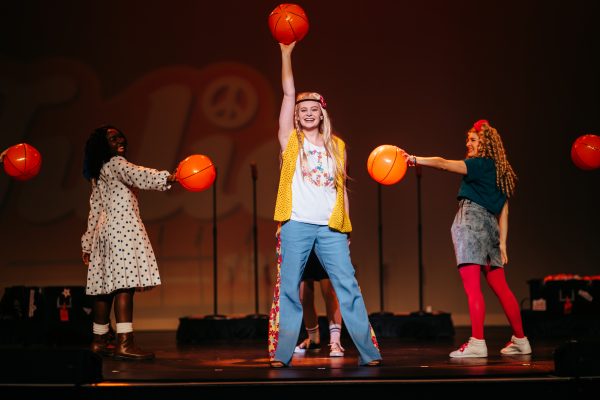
[81,156,171,295]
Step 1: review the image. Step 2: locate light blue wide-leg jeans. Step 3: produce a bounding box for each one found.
[275,220,381,366]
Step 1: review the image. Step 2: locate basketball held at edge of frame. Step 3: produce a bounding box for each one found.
[176,154,216,192]
[367,144,407,185]
[268,3,309,45]
[571,133,600,170]
[2,143,42,181]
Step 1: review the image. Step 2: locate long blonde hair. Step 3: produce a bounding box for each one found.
[294,92,346,186]
[469,120,517,198]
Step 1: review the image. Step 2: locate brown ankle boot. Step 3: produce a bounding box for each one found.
[113,332,155,360]
[91,333,115,356]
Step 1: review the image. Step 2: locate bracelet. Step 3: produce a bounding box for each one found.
[410,155,417,166]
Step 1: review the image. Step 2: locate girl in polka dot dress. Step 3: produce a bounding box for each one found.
[81,125,175,360]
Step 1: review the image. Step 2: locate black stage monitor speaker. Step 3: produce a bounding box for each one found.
[0,347,103,384]
[554,339,600,377]
[0,286,93,345]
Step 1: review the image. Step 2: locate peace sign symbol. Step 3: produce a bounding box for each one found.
[201,76,259,129]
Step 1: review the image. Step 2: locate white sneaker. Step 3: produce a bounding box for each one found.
[329,342,345,357]
[294,338,321,354]
[449,337,488,358]
[500,335,532,355]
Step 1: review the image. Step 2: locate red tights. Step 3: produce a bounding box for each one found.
[458,264,524,340]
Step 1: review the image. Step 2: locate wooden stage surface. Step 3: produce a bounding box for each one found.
[2,327,599,398]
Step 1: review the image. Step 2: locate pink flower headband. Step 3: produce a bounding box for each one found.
[319,95,327,109]
[473,119,489,132]
[296,95,327,109]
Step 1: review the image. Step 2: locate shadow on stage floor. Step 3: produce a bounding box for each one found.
[1,326,599,398]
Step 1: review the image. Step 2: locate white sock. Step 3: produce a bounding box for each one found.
[469,337,486,345]
[306,325,319,343]
[329,323,342,343]
[116,322,133,334]
[93,323,110,335]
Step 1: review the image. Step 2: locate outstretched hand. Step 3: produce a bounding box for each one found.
[167,170,178,183]
[280,41,296,55]
[400,149,416,167]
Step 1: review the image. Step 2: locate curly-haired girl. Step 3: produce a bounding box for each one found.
[404,119,531,358]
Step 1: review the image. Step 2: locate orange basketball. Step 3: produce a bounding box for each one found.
[268,4,309,45]
[176,154,216,192]
[367,145,407,185]
[3,143,42,181]
[571,134,600,170]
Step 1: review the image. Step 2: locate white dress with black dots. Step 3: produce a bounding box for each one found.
[81,156,171,295]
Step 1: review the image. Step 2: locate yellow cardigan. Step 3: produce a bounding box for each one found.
[273,131,352,233]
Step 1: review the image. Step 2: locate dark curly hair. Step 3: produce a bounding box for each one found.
[82,125,124,181]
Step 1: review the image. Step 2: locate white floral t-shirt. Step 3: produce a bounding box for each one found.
[290,140,336,225]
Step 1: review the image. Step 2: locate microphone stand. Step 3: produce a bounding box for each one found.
[248,163,267,319]
[205,166,225,319]
[411,165,429,316]
[370,183,393,316]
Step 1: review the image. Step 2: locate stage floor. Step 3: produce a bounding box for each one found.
[3,327,599,397]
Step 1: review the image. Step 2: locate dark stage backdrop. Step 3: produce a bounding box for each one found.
[0,1,598,329]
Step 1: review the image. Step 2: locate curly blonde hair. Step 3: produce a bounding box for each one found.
[469,121,517,198]
[294,92,346,185]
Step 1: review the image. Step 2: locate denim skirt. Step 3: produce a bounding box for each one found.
[450,199,503,268]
